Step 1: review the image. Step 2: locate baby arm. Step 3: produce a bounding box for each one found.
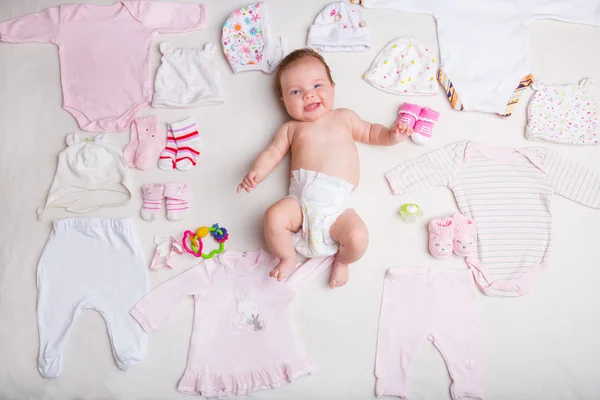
[348,109,412,145]
[237,123,291,193]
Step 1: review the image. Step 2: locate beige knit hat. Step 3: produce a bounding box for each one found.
[37,133,132,219]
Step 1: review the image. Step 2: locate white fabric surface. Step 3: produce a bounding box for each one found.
[0,1,599,399]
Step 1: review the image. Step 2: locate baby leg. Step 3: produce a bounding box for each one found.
[329,209,369,288]
[264,197,303,281]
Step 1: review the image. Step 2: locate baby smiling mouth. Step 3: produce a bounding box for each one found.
[304,102,321,111]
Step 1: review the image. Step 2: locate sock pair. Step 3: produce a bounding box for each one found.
[159,117,201,171]
[428,213,477,258]
[141,183,189,221]
[123,116,166,170]
[396,103,440,145]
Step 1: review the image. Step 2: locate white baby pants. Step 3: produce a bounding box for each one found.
[36,218,148,378]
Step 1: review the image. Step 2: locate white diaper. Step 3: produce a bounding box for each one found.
[288,169,354,258]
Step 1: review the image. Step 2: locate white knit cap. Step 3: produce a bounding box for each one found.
[307,1,370,52]
[152,42,225,108]
[37,133,132,219]
[363,37,437,95]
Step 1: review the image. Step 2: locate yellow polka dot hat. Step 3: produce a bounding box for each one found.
[363,37,437,95]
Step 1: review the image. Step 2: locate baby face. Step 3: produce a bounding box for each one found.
[280,56,334,122]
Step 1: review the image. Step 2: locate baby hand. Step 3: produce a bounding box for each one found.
[237,171,260,193]
[390,121,413,143]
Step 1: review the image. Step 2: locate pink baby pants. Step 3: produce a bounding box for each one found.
[375,268,483,400]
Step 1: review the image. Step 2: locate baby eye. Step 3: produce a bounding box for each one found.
[290,89,300,95]
[314,84,323,88]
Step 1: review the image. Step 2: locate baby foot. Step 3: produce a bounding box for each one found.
[329,260,349,288]
[269,257,296,281]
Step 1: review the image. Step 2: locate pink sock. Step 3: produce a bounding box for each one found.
[164,182,189,221]
[158,129,177,170]
[412,107,440,145]
[141,184,164,221]
[453,213,477,257]
[171,117,200,171]
[123,122,140,168]
[428,216,454,258]
[396,102,422,128]
[133,116,165,170]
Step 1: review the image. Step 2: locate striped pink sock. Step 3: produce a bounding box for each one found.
[171,117,200,171]
[158,129,177,170]
[141,184,165,221]
[164,182,189,221]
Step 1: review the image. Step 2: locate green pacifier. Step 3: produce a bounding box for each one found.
[398,203,423,223]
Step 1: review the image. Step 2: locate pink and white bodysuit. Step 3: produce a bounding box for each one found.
[385,141,600,297]
[131,249,333,397]
[0,1,206,132]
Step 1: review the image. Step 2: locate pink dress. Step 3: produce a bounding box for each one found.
[0,1,206,132]
[131,249,333,397]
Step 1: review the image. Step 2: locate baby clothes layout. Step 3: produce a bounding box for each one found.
[376,268,483,399]
[152,42,225,108]
[131,249,334,397]
[36,217,148,378]
[37,133,132,219]
[0,1,206,132]
[357,0,600,115]
[385,141,600,296]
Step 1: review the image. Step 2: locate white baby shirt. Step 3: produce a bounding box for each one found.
[361,0,600,114]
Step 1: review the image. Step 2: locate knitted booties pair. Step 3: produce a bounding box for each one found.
[141,183,189,221]
[123,116,166,170]
[396,103,440,145]
[428,213,477,258]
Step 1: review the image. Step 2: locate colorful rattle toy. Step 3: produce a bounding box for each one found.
[398,203,423,223]
[182,223,229,259]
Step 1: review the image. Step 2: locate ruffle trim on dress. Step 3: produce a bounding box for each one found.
[178,357,318,397]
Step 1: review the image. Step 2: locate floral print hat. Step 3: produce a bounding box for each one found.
[222,2,287,74]
[307,1,370,52]
[526,78,599,145]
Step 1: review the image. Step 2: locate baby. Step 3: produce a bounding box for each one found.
[238,49,412,287]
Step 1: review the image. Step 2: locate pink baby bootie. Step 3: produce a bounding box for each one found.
[134,116,166,170]
[428,216,454,258]
[452,213,477,257]
[141,184,165,221]
[396,102,422,128]
[412,107,440,145]
[164,182,190,221]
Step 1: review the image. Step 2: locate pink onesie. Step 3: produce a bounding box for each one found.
[0,1,206,132]
[385,141,600,296]
[131,249,334,397]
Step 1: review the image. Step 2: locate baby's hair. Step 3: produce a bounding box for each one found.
[275,48,335,98]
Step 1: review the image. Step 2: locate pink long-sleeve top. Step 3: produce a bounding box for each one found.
[131,249,333,397]
[0,1,206,132]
